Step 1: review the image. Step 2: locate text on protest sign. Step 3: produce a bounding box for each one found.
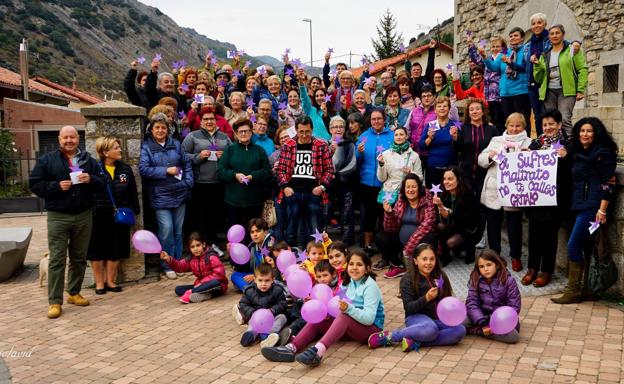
[497,150,558,207]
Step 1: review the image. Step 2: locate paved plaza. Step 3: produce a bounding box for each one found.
[0,214,623,384]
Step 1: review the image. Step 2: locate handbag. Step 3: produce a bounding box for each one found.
[99,163,136,226]
[588,227,618,293]
[262,200,277,227]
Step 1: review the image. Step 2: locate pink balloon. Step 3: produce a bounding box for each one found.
[327,296,341,317]
[229,243,250,264]
[489,306,519,335]
[283,264,300,280]
[301,299,328,324]
[310,284,333,304]
[287,269,313,298]
[132,230,162,253]
[436,297,466,327]
[227,224,245,243]
[249,308,274,333]
[276,250,296,274]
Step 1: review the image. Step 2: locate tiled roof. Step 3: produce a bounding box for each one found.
[0,66,75,101]
[34,76,104,105]
[351,42,454,80]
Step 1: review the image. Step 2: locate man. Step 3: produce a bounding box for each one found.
[374,71,394,106]
[322,51,348,89]
[29,126,105,319]
[145,59,187,112]
[275,116,334,247]
[257,98,279,138]
[405,39,437,98]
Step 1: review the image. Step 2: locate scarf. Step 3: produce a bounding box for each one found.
[501,130,528,152]
[391,141,410,155]
[470,124,485,176]
[536,130,564,150]
[530,29,549,59]
[385,105,399,129]
[505,46,521,80]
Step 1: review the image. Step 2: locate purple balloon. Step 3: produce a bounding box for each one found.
[327,296,341,317]
[283,264,300,280]
[132,230,162,253]
[310,284,333,304]
[436,297,466,327]
[249,308,274,333]
[287,269,313,298]
[276,250,296,274]
[489,306,519,335]
[227,224,245,243]
[229,243,250,264]
[301,299,328,324]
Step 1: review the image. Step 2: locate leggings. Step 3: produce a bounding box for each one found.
[231,271,253,291]
[360,184,382,233]
[527,217,560,274]
[390,314,465,346]
[246,314,288,334]
[174,279,223,297]
[291,312,381,352]
[485,208,523,260]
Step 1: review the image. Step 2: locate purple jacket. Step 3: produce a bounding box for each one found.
[469,46,501,103]
[465,274,521,326]
[406,106,436,155]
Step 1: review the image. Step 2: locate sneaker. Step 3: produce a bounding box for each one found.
[368,331,392,349]
[232,303,245,325]
[261,346,296,362]
[240,331,258,347]
[189,292,211,303]
[384,266,406,279]
[165,270,177,280]
[67,293,90,306]
[476,233,487,249]
[212,244,224,258]
[401,338,420,352]
[47,304,62,319]
[372,259,389,271]
[179,289,191,304]
[295,346,322,367]
[278,327,292,346]
[176,272,185,277]
[260,333,280,348]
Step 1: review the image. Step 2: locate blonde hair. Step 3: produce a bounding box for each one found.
[435,95,451,109]
[505,112,526,128]
[148,104,174,121]
[95,136,121,161]
[339,70,354,80]
[267,75,281,85]
[229,91,244,104]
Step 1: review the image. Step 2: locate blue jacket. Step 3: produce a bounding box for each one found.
[343,275,385,329]
[356,127,394,187]
[419,120,459,168]
[300,85,331,140]
[252,134,275,156]
[139,136,193,210]
[386,107,410,131]
[252,85,287,122]
[571,145,617,211]
[483,46,529,97]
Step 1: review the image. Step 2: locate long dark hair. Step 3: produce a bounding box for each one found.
[399,173,426,201]
[442,166,471,198]
[571,117,618,153]
[341,249,376,286]
[406,243,452,298]
[469,249,510,288]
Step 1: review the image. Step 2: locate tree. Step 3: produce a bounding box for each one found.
[370,9,404,61]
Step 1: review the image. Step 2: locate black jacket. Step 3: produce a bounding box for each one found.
[145,70,188,113]
[29,149,105,214]
[238,282,287,319]
[94,161,141,216]
[123,68,150,110]
[400,271,449,320]
[455,123,499,192]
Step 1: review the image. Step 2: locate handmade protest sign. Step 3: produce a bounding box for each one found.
[496,150,558,207]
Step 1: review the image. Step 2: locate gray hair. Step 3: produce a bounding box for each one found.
[157,72,174,86]
[150,112,169,124]
[353,89,366,98]
[329,115,346,128]
[529,13,547,25]
[259,98,272,107]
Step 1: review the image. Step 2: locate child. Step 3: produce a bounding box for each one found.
[160,232,228,303]
[262,250,385,367]
[301,241,326,281]
[327,241,348,288]
[230,218,275,291]
[314,260,338,290]
[465,250,521,343]
[266,241,290,282]
[367,244,465,351]
[232,263,287,347]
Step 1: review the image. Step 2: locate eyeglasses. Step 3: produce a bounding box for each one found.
[237,130,251,134]
[370,117,384,121]
[331,125,345,130]
[297,130,312,136]
[201,117,216,121]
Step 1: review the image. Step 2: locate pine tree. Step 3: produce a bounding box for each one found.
[370,9,404,61]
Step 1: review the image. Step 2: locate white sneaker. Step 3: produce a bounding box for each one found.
[189,292,212,303]
[165,270,177,280]
[212,244,224,257]
[232,303,244,325]
[261,333,280,348]
[476,232,487,249]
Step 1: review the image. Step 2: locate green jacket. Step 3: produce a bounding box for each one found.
[216,142,271,207]
[533,43,588,100]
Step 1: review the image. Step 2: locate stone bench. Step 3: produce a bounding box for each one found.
[0,227,32,282]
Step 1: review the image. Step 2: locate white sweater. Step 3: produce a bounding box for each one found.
[377,147,423,192]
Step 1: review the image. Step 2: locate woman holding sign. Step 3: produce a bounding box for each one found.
[523,109,572,287]
[551,117,617,304]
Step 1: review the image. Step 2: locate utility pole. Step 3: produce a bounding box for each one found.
[302,18,312,67]
[19,38,29,101]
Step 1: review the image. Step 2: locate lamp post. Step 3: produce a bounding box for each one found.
[302,18,312,67]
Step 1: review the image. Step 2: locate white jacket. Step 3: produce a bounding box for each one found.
[478,132,532,210]
[377,147,423,192]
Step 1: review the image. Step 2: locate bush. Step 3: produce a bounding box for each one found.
[0,130,19,184]
[148,39,161,49]
[73,57,84,65]
[49,31,75,57]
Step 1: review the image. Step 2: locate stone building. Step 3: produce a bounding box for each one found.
[453,0,624,153]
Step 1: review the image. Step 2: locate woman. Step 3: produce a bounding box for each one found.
[252,75,287,123]
[478,113,532,272]
[384,86,410,131]
[376,174,436,278]
[523,109,572,288]
[346,112,365,142]
[252,117,275,157]
[397,75,415,110]
[224,91,249,127]
[182,107,232,246]
[278,88,305,128]
[140,113,193,279]
[89,136,140,294]
[244,76,256,108]
[452,98,499,197]
[453,67,486,104]
[216,119,272,230]
[299,73,331,141]
[187,95,234,139]
[419,96,460,187]
[552,117,617,304]
[307,76,324,97]
[433,167,482,265]
[356,109,394,256]
[431,69,450,97]
[340,89,373,127]
[377,127,423,203]
[533,24,588,138]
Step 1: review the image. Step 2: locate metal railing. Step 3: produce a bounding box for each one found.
[0,151,36,199]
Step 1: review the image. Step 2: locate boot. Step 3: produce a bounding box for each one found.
[581,257,599,301]
[551,261,584,304]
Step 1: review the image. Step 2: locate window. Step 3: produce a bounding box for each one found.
[603,64,619,93]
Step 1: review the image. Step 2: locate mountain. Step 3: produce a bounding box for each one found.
[0,0,274,100]
[254,55,283,69]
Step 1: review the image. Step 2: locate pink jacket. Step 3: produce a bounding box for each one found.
[167,249,228,292]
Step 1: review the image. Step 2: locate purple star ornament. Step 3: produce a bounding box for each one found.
[333,135,343,144]
[181,83,189,93]
[336,287,352,303]
[360,56,368,65]
[298,250,308,262]
[465,30,473,37]
[494,151,506,163]
[446,63,454,71]
[588,220,600,234]
[383,191,394,202]
[246,100,255,109]
[208,143,218,151]
[210,57,218,65]
[69,165,82,172]
[172,60,181,70]
[285,68,294,76]
[479,39,487,49]
[178,111,186,119]
[217,80,227,87]
[376,144,384,154]
[430,184,443,196]
[233,69,242,77]
[206,49,214,57]
[244,60,252,67]
[551,141,564,151]
[194,94,204,103]
[311,228,324,243]
[250,115,257,123]
[327,47,334,54]
[241,176,250,185]
[179,59,187,68]
[436,276,444,290]
[291,58,302,67]
[399,43,406,53]
[136,56,146,64]
[260,246,270,258]
[329,69,337,77]
[368,64,375,72]
[323,94,332,103]
[278,101,288,111]
[154,53,162,62]
[284,48,291,54]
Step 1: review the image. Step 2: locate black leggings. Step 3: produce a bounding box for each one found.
[375,230,437,267]
[360,184,382,233]
[485,208,523,260]
[501,94,532,136]
[528,217,560,274]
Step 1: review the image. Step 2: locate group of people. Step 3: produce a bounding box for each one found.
[29,12,617,367]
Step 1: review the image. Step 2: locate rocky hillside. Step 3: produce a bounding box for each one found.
[0,0,271,99]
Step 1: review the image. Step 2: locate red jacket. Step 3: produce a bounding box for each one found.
[187,108,234,140]
[383,190,436,256]
[453,79,487,106]
[167,249,228,292]
[275,137,334,204]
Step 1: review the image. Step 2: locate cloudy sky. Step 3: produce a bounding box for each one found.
[138,0,454,66]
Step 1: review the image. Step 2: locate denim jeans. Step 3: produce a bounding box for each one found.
[390,314,466,346]
[284,192,322,247]
[567,208,596,262]
[155,204,186,271]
